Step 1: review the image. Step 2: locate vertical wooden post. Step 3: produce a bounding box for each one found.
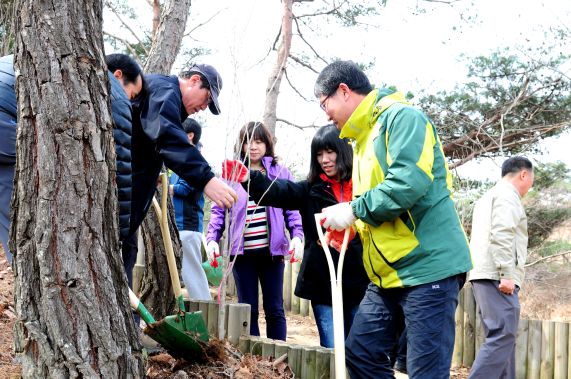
[186,300,199,312]
[516,319,529,379]
[540,320,555,379]
[288,345,303,377]
[462,284,476,367]
[554,322,568,379]
[238,335,250,354]
[274,341,289,360]
[527,319,542,379]
[291,261,301,314]
[452,288,464,368]
[207,301,219,337]
[249,336,263,356]
[301,346,317,379]
[262,338,276,358]
[329,349,336,379]
[300,298,310,317]
[227,303,251,345]
[283,261,292,312]
[316,347,332,379]
[197,300,210,326]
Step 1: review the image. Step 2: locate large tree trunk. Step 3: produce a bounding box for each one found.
[145,0,193,74]
[263,0,293,136]
[135,0,193,318]
[11,1,143,377]
[138,184,181,320]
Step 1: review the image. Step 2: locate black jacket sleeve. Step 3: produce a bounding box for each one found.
[244,170,310,211]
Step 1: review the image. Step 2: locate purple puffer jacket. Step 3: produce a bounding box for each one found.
[207,156,304,256]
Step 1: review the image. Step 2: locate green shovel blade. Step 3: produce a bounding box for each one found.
[144,311,209,358]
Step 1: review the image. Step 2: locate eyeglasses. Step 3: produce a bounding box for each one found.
[319,90,337,112]
[319,93,332,111]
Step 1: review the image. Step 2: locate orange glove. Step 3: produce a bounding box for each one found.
[222,159,249,182]
[324,227,356,252]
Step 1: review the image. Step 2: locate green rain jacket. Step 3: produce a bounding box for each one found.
[341,88,472,289]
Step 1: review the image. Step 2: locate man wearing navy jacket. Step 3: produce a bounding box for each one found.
[121,64,237,287]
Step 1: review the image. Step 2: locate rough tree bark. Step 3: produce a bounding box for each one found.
[144,0,193,74]
[11,0,143,377]
[262,0,293,137]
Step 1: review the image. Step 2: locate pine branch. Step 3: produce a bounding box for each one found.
[292,16,328,65]
[525,251,571,268]
[284,68,312,102]
[105,0,149,55]
[103,31,143,65]
[288,53,319,73]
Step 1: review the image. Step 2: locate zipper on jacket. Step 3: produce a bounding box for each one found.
[366,228,384,284]
[368,228,398,269]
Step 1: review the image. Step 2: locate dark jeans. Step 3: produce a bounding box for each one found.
[346,274,465,379]
[0,164,14,263]
[311,301,359,348]
[232,251,286,341]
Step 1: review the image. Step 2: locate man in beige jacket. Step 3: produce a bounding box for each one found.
[468,156,534,379]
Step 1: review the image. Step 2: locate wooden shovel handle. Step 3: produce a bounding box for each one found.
[153,173,185,311]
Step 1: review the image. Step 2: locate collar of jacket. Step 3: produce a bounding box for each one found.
[340,88,409,142]
[261,156,274,170]
[319,173,352,203]
[498,178,522,199]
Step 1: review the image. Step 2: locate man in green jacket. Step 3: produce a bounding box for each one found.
[468,156,533,379]
[315,60,472,378]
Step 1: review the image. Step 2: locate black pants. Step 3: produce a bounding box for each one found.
[232,251,286,341]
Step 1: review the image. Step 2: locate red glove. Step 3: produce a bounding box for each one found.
[324,227,356,252]
[222,159,249,182]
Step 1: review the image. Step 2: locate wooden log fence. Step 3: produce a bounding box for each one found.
[452,283,571,379]
[189,282,571,379]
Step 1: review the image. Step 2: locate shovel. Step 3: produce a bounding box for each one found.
[131,172,209,357]
[315,213,351,379]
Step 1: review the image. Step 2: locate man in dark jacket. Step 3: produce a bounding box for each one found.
[0,54,143,264]
[122,64,237,287]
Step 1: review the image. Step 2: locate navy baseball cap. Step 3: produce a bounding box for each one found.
[184,64,223,115]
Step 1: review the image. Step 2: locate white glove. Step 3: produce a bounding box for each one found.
[288,237,304,262]
[321,202,356,231]
[206,240,220,262]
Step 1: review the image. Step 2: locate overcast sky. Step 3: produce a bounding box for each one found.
[106,0,571,180]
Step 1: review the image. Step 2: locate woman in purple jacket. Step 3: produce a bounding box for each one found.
[206,121,304,341]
